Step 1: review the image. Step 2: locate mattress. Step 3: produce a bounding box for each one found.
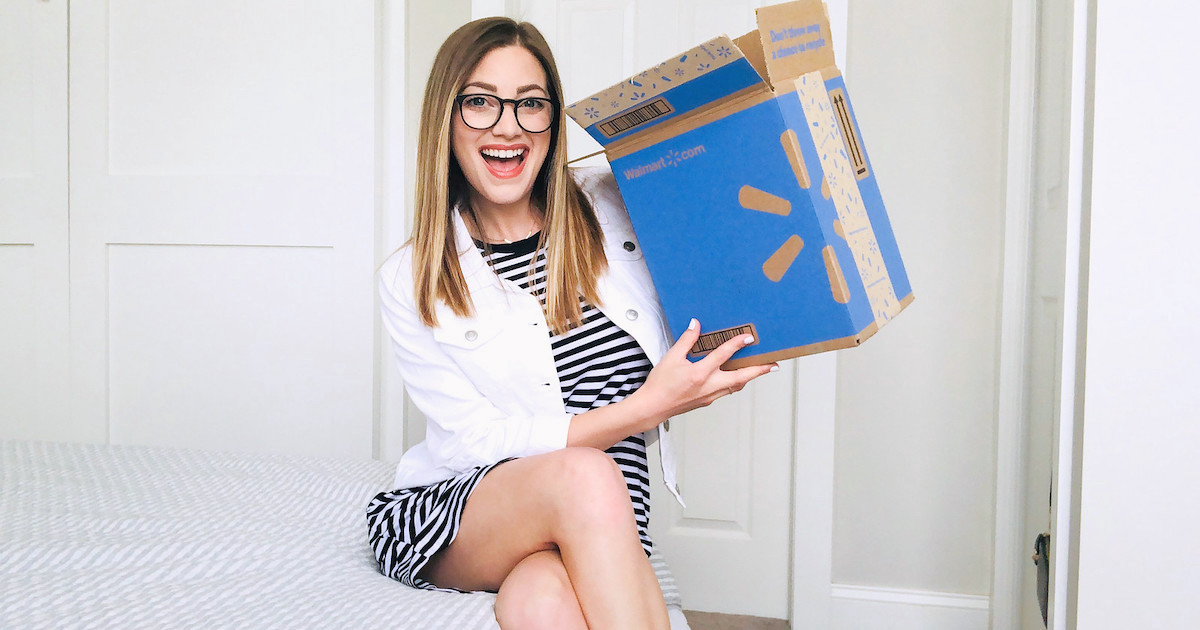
[0,440,685,629]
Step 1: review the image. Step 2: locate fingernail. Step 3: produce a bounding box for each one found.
[769,365,780,373]
[743,335,755,345]
[689,319,698,330]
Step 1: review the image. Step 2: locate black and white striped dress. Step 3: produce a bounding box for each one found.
[367,233,654,591]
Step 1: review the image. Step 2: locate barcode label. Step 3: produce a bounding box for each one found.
[829,89,868,180]
[596,98,674,138]
[689,323,759,358]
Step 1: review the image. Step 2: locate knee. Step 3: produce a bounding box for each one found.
[544,447,631,521]
[494,559,583,630]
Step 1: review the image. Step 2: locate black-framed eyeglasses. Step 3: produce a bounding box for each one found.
[455,93,558,134]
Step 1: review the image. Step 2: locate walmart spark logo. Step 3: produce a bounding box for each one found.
[739,129,850,304]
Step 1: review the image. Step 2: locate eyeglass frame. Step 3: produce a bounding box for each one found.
[453,93,559,134]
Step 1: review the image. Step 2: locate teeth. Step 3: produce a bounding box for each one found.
[481,148,525,159]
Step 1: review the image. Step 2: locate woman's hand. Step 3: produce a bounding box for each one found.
[629,319,779,427]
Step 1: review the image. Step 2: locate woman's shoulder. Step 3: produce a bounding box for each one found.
[571,165,628,225]
[378,242,416,301]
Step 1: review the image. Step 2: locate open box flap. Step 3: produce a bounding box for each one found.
[565,36,765,148]
[754,0,837,88]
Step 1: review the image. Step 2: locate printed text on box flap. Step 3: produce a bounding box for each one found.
[755,0,836,86]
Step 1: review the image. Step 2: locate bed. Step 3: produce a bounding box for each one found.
[0,440,689,629]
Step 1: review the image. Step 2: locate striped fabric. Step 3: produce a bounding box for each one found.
[364,233,659,591]
[366,458,511,591]
[0,440,686,629]
[482,234,655,557]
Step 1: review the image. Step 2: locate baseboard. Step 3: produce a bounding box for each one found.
[830,584,990,630]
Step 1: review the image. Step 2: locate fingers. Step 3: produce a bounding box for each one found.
[663,318,701,361]
[731,362,779,386]
[699,329,756,368]
[721,363,779,393]
[669,319,775,374]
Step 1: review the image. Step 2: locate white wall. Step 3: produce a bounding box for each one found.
[1075,1,1200,627]
[833,0,1009,596]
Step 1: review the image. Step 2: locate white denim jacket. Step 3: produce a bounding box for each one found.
[378,166,684,506]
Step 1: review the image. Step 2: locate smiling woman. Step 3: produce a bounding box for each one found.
[368,16,777,630]
[450,46,552,231]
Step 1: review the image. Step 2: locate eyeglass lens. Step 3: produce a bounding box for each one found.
[459,95,555,133]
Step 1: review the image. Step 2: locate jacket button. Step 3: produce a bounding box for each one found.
[464,330,478,342]
[625,309,638,321]
[623,241,636,252]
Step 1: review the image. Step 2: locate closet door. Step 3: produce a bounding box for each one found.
[67,1,377,458]
[0,0,69,438]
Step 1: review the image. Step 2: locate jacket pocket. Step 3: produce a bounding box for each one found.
[431,317,505,351]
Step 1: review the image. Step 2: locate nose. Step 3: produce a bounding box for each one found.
[491,101,522,137]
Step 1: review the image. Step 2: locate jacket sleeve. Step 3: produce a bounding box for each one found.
[378,257,571,472]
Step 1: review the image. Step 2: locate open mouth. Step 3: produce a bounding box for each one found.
[480,147,527,179]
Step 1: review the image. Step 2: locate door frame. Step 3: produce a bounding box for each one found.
[990,0,1040,627]
[1048,0,1094,626]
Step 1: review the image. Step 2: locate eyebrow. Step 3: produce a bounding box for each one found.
[461,81,549,96]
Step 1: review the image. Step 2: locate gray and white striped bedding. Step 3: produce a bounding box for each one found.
[0,440,684,629]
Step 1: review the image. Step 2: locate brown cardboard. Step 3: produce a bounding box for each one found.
[756,0,837,86]
[566,0,914,367]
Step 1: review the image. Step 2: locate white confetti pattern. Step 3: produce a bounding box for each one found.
[566,35,744,126]
[795,72,901,325]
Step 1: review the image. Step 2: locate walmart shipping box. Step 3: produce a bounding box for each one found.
[566,0,913,367]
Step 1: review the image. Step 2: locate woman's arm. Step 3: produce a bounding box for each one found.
[383,249,777,466]
[565,318,779,450]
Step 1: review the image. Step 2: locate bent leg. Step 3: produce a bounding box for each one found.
[420,447,668,630]
[494,550,586,630]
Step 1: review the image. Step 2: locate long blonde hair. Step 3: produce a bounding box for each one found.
[410,17,607,335]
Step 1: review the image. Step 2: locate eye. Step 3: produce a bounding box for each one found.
[461,95,495,110]
[518,98,548,112]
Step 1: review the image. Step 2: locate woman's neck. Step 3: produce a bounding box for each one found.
[464,193,543,244]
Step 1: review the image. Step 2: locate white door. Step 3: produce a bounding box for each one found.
[0,0,70,439]
[502,0,795,618]
[65,0,378,458]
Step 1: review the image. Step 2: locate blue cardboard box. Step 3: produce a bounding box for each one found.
[566,0,912,367]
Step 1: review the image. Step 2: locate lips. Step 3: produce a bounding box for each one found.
[479,146,527,179]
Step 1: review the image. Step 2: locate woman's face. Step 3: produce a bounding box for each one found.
[451,45,553,213]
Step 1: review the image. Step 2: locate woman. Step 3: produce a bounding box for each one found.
[367,17,778,630]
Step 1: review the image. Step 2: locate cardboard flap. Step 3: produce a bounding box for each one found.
[566,36,764,147]
[755,0,836,88]
[733,30,770,83]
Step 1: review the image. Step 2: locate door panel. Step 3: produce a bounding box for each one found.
[515,0,793,618]
[67,0,377,458]
[0,0,69,439]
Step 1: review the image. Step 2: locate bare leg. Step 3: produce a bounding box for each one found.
[494,550,586,630]
[420,447,669,630]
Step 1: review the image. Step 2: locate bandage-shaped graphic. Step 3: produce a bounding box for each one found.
[795,72,900,325]
[780,130,810,189]
[823,245,850,304]
[741,184,805,283]
[763,235,804,283]
[739,185,791,216]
